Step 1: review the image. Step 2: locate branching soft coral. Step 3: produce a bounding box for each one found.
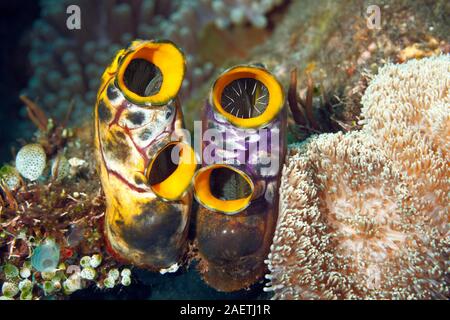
[360,55,449,230]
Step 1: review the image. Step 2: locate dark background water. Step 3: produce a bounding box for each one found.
[0,0,39,163]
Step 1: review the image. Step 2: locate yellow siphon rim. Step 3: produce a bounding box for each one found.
[117,40,185,106]
[193,164,254,215]
[147,141,197,201]
[211,65,284,129]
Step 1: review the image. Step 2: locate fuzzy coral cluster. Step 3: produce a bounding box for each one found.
[207,0,284,29]
[360,56,449,225]
[265,55,449,299]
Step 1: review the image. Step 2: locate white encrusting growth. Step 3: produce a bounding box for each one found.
[159,263,180,275]
[266,55,450,300]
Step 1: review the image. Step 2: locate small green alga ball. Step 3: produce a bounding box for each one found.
[62,281,72,294]
[20,267,31,279]
[20,291,33,300]
[43,281,55,294]
[121,268,131,278]
[3,263,19,279]
[108,268,120,281]
[89,254,102,268]
[80,267,97,280]
[18,279,33,292]
[2,282,19,298]
[80,256,91,268]
[121,276,131,287]
[103,277,116,289]
[0,165,21,190]
[15,143,47,181]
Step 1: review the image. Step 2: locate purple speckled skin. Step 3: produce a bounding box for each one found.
[201,100,287,202]
[194,96,287,291]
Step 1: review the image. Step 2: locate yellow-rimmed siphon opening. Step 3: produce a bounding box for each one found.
[193,164,254,215]
[147,142,197,200]
[117,40,185,106]
[211,65,283,129]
